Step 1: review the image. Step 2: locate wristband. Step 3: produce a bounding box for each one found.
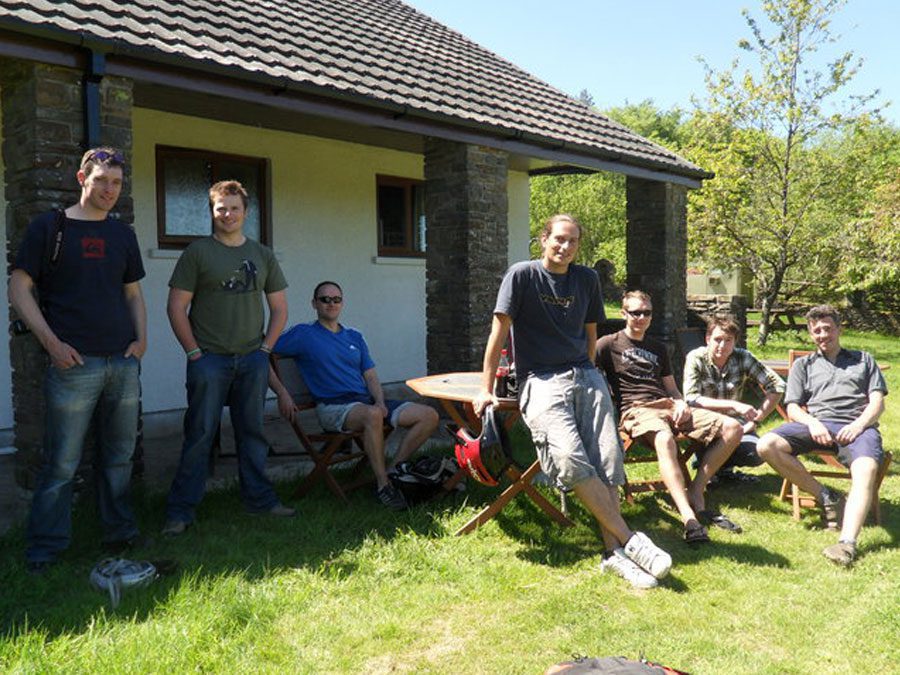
[259,343,272,354]
[186,348,202,358]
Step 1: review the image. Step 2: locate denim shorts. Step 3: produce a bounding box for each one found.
[519,366,625,489]
[316,399,410,432]
[771,421,884,466]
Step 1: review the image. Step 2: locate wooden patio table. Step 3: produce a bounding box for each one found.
[406,372,574,535]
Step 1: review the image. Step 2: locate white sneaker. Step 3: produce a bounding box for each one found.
[623,531,672,579]
[600,549,658,589]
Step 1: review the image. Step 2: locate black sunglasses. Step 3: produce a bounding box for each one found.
[625,309,652,318]
[317,296,343,305]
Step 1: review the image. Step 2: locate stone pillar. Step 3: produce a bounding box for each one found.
[424,139,508,373]
[625,177,688,342]
[1,59,134,488]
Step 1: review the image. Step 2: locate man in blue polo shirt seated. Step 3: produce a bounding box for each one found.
[757,304,888,567]
[271,281,439,510]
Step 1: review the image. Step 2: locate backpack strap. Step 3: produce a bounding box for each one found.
[45,208,67,273]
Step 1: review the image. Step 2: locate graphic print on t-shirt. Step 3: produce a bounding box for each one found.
[81,237,106,259]
[221,259,258,292]
[539,292,575,309]
[622,346,660,384]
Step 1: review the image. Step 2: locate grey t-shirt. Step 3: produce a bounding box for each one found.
[785,349,888,425]
[494,260,600,379]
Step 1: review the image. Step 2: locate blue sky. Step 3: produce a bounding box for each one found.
[407,0,898,125]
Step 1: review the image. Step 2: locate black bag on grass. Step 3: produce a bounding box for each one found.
[389,456,461,505]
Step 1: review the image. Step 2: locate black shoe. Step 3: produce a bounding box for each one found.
[102,533,154,555]
[376,483,408,510]
[26,560,55,575]
[716,469,760,484]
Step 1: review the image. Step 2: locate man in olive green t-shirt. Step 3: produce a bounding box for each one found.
[162,180,291,535]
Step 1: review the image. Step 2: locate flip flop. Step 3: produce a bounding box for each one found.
[684,521,710,544]
[698,509,743,534]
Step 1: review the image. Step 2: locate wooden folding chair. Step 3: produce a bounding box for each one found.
[777,349,892,525]
[270,354,381,503]
[619,431,704,504]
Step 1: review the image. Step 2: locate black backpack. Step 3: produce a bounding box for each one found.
[389,456,462,505]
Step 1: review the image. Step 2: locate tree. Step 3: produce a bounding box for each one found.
[688,0,881,344]
[529,100,686,283]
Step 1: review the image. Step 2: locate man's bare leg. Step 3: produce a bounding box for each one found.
[573,476,632,546]
[757,433,823,496]
[343,404,389,488]
[688,419,742,512]
[841,456,878,543]
[650,430,697,525]
[389,403,440,468]
[599,484,624,551]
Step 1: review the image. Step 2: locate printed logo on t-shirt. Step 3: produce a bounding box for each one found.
[81,237,106,259]
[539,293,575,309]
[622,347,660,382]
[221,259,258,292]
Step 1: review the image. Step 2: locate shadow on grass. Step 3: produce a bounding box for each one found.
[501,484,792,574]
[0,471,473,639]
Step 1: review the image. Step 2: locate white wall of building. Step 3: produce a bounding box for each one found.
[0,108,532,428]
[130,108,533,415]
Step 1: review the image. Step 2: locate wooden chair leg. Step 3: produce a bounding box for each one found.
[871,450,892,526]
[791,482,801,521]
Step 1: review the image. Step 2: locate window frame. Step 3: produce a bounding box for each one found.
[376,174,425,258]
[155,145,271,250]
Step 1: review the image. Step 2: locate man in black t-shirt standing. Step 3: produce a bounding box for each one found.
[9,147,147,573]
[596,291,743,543]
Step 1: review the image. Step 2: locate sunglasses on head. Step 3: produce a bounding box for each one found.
[625,309,652,318]
[317,296,343,305]
[83,150,125,168]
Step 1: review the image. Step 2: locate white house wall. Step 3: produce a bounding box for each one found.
[129,108,531,415]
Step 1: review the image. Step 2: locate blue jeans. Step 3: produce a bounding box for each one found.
[26,356,141,563]
[166,350,278,522]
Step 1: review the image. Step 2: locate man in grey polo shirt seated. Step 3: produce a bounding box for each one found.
[757,304,888,567]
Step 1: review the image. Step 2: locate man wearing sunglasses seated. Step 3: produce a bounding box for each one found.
[271,281,439,510]
[596,291,744,543]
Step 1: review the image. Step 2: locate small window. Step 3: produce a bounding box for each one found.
[377,175,425,257]
[156,146,270,249]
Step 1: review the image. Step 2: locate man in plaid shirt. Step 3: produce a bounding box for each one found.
[683,316,784,483]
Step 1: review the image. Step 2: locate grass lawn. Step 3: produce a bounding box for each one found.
[1,326,897,673]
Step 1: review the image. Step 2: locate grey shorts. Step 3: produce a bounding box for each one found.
[519,366,625,489]
[315,400,410,433]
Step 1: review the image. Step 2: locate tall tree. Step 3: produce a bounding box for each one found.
[688,0,880,344]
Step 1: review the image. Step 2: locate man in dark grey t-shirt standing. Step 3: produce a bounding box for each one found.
[473,214,672,590]
[758,305,888,566]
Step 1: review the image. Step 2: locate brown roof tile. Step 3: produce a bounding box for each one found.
[0,0,709,178]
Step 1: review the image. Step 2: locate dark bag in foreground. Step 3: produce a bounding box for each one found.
[546,655,689,674]
[389,456,462,504]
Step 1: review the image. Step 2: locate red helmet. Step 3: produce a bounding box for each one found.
[451,406,512,486]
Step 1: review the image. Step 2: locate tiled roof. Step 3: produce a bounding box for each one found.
[0,0,709,179]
